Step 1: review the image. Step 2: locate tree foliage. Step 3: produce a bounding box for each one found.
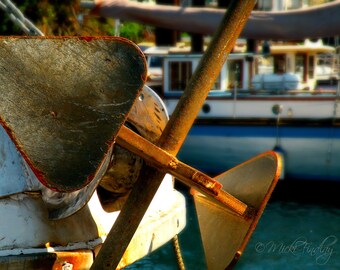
[0,0,150,42]
[120,22,147,43]
[0,0,78,35]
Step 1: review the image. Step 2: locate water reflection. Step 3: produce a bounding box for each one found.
[127,180,340,269]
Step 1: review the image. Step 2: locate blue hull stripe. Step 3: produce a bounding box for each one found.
[188,125,340,139]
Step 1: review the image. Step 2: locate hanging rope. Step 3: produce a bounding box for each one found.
[172,234,185,270]
[0,0,44,36]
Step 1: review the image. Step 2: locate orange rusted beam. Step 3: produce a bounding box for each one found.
[117,125,249,216]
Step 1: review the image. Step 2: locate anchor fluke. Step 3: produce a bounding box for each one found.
[192,151,281,269]
[0,37,146,192]
[111,126,281,268]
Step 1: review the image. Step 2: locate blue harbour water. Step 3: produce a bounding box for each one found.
[126,180,340,270]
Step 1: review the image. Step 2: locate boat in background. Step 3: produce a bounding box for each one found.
[158,40,340,181]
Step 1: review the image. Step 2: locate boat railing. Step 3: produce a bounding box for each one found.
[229,88,337,97]
[161,85,338,98]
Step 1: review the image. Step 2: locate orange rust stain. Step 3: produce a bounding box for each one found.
[52,250,94,270]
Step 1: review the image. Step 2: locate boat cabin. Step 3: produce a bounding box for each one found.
[163,52,254,95]
[254,40,336,91]
[157,40,336,97]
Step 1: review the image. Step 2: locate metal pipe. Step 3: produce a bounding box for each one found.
[91,1,256,269]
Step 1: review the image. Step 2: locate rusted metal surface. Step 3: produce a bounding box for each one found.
[0,37,146,192]
[98,85,169,205]
[46,147,113,220]
[117,125,249,216]
[192,151,281,270]
[0,250,94,270]
[42,86,167,220]
[126,85,168,143]
[91,1,256,269]
[94,85,169,212]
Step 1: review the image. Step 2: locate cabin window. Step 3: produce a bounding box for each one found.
[149,56,163,68]
[169,61,192,91]
[257,57,274,74]
[273,54,286,74]
[227,60,243,89]
[295,54,307,82]
[257,0,272,11]
[257,54,287,74]
[212,74,222,90]
[308,55,315,79]
[286,0,303,10]
[257,0,302,11]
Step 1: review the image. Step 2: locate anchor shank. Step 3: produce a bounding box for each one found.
[91,1,256,269]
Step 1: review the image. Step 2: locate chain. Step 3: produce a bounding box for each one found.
[0,0,44,36]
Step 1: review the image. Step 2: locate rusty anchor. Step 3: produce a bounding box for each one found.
[0,0,281,269]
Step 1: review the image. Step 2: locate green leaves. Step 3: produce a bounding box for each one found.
[120,22,147,43]
[0,0,149,42]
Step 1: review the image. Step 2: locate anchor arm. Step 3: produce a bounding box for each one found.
[117,125,249,217]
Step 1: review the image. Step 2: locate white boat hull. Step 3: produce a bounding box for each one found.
[178,126,340,181]
[165,94,340,181]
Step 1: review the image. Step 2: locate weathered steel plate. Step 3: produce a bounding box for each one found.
[0,37,146,192]
[192,151,281,270]
[0,250,93,270]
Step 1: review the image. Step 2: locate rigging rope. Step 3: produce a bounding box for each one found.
[0,0,44,36]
